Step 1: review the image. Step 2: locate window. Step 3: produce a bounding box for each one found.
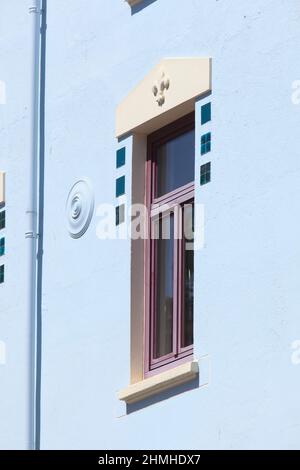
[0,238,4,257]
[145,113,195,376]
[0,211,5,230]
[0,265,4,284]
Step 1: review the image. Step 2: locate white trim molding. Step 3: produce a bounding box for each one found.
[116,57,212,138]
[0,172,5,206]
[118,360,199,404]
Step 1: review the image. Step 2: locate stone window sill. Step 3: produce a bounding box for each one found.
[125,0,142,6]
[117,360,199,404]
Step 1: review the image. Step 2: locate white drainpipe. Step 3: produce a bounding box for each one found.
[27,0,41,450]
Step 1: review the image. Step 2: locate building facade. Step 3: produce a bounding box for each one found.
[1,0,300,450]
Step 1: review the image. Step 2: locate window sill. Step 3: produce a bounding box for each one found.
[117,360,199,404]
[125,0,142,6]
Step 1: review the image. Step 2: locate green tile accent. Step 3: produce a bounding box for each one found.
[201,132,211,155]
[116,147,126,168]
[201,102,211,125]
[200,162,211,185]
[116,204,125,226]
[0,211,5,230]
[116,176,125,197]
[0,238,4,257]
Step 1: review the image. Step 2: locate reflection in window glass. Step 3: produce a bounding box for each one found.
[155,213,174,358]
[157,129,195,197]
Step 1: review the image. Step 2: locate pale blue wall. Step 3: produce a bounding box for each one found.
[0,2,37,450]
[1,0,300,449]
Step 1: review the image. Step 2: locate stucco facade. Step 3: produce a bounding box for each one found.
[1,0,300,450]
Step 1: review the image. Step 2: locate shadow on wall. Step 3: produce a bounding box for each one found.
[131,0,157,15]
[126,376,199,414]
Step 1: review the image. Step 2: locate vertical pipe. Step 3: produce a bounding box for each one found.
[27,0,41,450]
[35,0,47,450]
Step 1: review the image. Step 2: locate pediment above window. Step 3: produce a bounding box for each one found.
[116,57,212,137]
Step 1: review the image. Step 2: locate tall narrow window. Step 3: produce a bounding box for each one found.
[145,113,195,376]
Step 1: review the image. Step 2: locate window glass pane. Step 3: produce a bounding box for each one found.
[154,213,174,358]
[156,129,195,197]
[182,204,194,348]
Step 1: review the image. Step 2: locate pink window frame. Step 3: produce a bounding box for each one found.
[144,112,195,378]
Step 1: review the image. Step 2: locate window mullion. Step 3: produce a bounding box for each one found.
[150,214,157,366]
[173,204,182,357]
[177,203,184,356]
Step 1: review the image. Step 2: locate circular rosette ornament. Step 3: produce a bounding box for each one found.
[66,179,94,239]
